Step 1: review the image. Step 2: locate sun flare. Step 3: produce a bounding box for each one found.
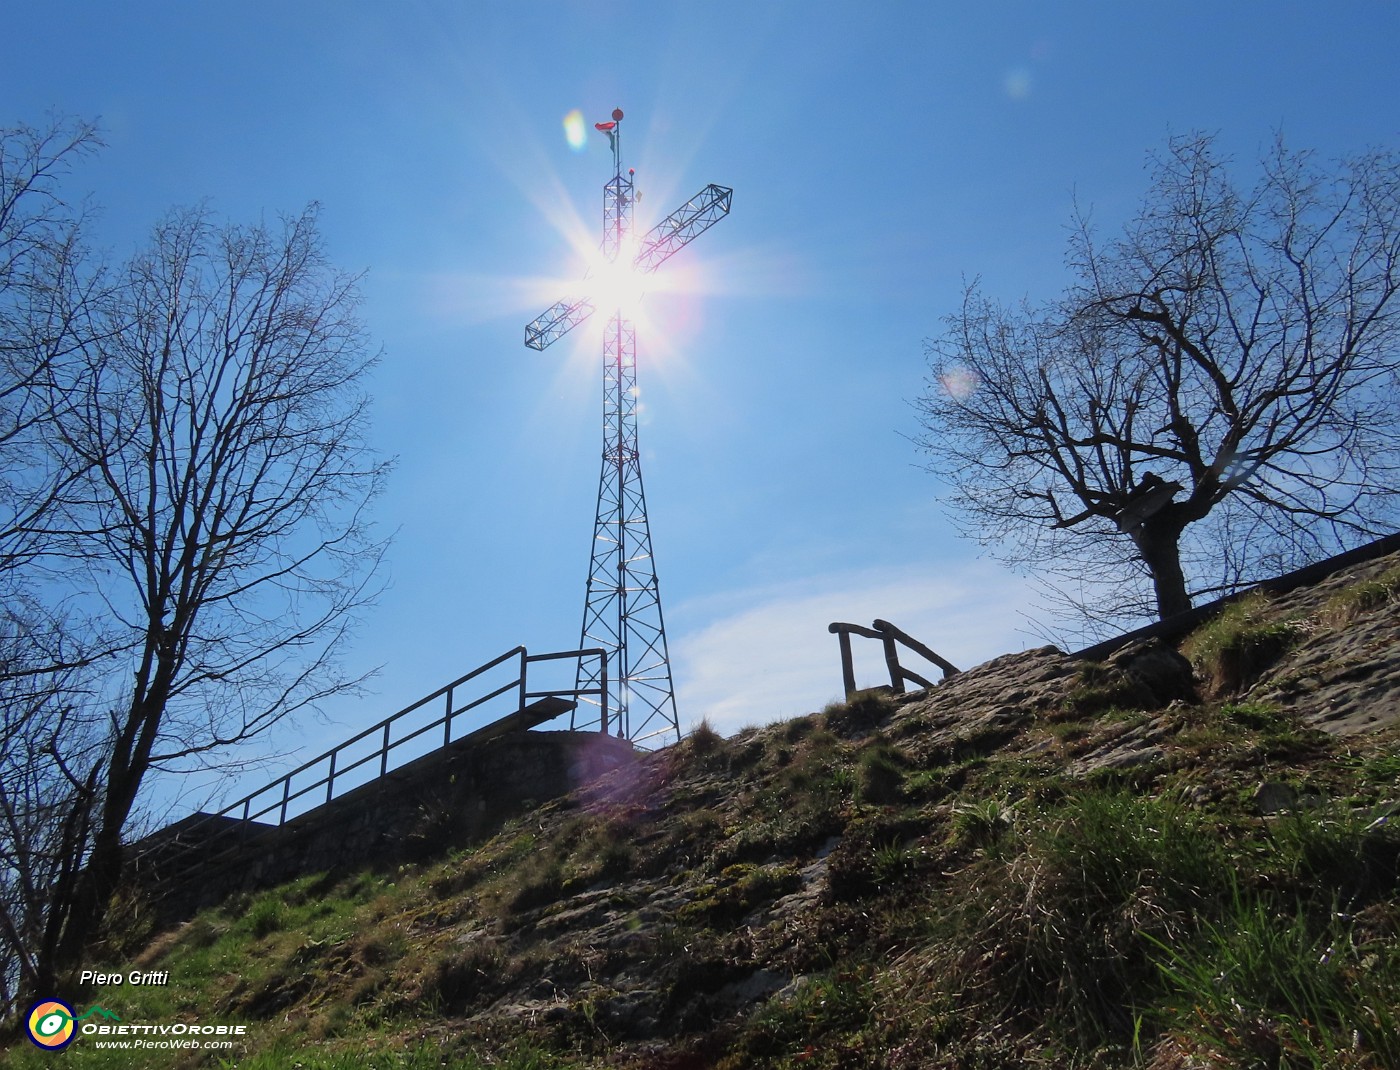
[584,241,647,318]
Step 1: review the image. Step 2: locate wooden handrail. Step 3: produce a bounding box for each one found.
[828,620,959,698]
[872,619,960,679]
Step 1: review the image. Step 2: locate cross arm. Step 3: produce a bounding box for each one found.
[632,184,732,276]
[524,296,597,351]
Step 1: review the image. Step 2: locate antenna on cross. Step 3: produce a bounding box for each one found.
[522,109,734,747]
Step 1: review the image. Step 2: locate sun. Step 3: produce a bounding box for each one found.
[583,238,646,318]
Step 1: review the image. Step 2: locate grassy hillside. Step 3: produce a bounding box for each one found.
[11,560,1400,1069]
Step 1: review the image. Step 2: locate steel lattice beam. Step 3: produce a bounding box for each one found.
[633,184,733,275]
[524,297,596,351]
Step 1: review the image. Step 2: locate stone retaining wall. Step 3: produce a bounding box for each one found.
[133,730,636,921]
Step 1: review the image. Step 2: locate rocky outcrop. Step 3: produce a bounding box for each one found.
[1241,553,1400,734]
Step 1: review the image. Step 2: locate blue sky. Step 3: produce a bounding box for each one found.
[6,3,1399,802]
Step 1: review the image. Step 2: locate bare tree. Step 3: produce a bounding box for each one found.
[0,117,105,575]
[918,135,1400,629]
[0,118,116,1016]
[12,203,390,1000]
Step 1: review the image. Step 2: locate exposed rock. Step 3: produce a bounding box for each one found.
[887,646,1072,764]
[1252,780,1299,815]
[717,969,788,1006]
[1239,551,1400,735]
[1180,783,1213,807]
[1252,621,1400,735]
[1069,720,1170,775]
[598,987,663,1037]
[1106,638,1197,708]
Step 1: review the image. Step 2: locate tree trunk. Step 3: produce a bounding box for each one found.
[49,814,125,981]
[46,674,169,992]
[1136,520,1193,620]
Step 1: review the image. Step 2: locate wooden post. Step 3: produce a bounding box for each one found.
[875,623,905,694]
[830,623,889,697]
[838,629,857,697]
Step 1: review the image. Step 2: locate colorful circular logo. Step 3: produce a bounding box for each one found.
[26,999,76,1050]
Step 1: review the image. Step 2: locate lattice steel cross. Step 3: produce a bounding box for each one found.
[524,108,732,746]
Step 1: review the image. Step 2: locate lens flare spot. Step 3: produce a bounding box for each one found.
[1004,67,1032,99]
[939,366,979,401]
[563,109,587,152]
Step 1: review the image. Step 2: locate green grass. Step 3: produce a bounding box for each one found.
[1063,662,1151,716]
[1322,565,1400,624]
[949,796,1017,852]
[821,688,897,736]
[854,741,905,804]
[1148,888,1400,1068]
[678,862,803,922]
[218,1040,572,1069]
[715,968,878,1069]
[914,789,1234,1048]
[1358,752,1400,783]
[1265,803,1400,906]
[246,891,290,938]
[1181,592,1307,694]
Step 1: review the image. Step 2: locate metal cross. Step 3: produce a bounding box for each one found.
[524,108,732,746]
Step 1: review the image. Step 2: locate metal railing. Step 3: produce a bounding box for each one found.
[215,645,607,829]
[127,645,608,913]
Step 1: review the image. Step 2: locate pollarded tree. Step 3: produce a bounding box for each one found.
[918,135,1400,628]
[27,204,390,997]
